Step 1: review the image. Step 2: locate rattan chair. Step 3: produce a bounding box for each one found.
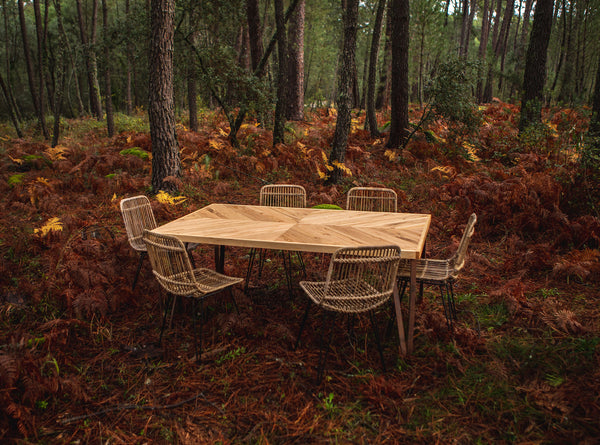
[120,195,196,290]
[346,187,397,212]
[143,229,243,363]
[294,245,402,383]
[245,184,307,295]
[396,213,477,328]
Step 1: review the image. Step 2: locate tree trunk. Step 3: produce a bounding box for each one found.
[285,0,305,121]
[149,0,180,193]
[327,0,358,185]
[273,0,287,146]
[17,0,49,139]
[0,71,23,138]
[125,0,133,114]
[476,0,490,102]
[76,0,103,120]
[519,0,554,133]
[375,8,392,109]
[102,0,114,137]
[497,0,515,93]
[51,0,67,147]
[386,0,410,149]
[33,0,49,129]
[246,0,264,71]
[589,53,600,138]
[482,0,503,102]
[365,0,386,136]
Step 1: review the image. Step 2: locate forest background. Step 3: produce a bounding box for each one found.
[1,0,600,443]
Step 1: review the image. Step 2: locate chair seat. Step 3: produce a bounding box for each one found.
[300,279,392,313]
[157,268,243,297]
[396,258,455,284]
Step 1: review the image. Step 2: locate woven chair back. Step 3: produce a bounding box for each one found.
[346,187,397,212]
[260,184,306,208]
[449,213,477,276]
[143,230,197,296]
[322,245,402,313]
[120,196,157,252]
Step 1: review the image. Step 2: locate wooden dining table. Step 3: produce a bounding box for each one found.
[152,203,431,355]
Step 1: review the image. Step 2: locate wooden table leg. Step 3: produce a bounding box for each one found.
[407,259,417,353]
[393,282,407,356]
[214,245,225,273]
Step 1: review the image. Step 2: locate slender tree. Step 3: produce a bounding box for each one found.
[246,0,264,71]
[102,0,115,137]
[327,0,358,184]
[76,0,103,120]
[365,0,386,136]
[149,0,180,193]
[17,0,49,139]
[519,0,554,133]
[386,0,410,148]
[286,0,305,121]
[273,0,288,146]
[589,53,600,139]
[0,71,22,137]
[51,0,67,147]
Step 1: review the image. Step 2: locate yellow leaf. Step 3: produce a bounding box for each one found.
[8,155,23,165]
[155,190,187,205]
[127,136,132,143]
[316,167,328,179]
[45,145,68,161]
[384,150,397,162]
[332,161,352,176]
[34,217,63,236]
[462,142,480,162]
[321,151,329,163]
[218,127,228,137]
[111,193,117,202]
[209,139,224,150]
[36,177,50,186]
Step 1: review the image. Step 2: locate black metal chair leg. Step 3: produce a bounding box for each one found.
[244,248,257,293]
[316,311,335,384]
[228,288,240,315]
[296,251,307,279]
[132,251,146,291]
[281,251,295,299]
[446,281,457,321]
[294,300,312,350]
[159,292,173,343]
[191,298,205,364]
[439,285,453,330]
[369,310,387,373]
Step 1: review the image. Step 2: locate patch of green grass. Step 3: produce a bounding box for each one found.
[120,147,149,160]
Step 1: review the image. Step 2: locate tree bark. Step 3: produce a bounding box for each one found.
[149,0,180,193]
[589,53,600,138]
[519,0,554,133]
[76,0,103,120]
[327,0,358,185]
[17,0,49,139]
[0,71,23,138]
[476,0,491,102]
[375,8,392,109]
[102,0,114,137]
[51,0,67,147]
[273,0,287,146]
[365,0,386,136]
[125,0,133,114]
[386,0,410,149]
[285,0,305,121]
[246,0,264,72]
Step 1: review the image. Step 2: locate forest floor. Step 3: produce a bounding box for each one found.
[1,104,600,444]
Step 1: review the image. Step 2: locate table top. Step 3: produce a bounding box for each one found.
[152,204,431,259]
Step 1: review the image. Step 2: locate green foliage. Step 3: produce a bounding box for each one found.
[424,58,483,152]
[8,173,25,187]
[119,147,149,160]
[312,203,343,210]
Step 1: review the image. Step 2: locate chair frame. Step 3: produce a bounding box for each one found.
[396,213,477,328]
[143,229,243,363]
[346,187,397,213]
[120,196,158,290]
[294,245,402,383]
[121,195,197,291]
[246,184,307,296]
